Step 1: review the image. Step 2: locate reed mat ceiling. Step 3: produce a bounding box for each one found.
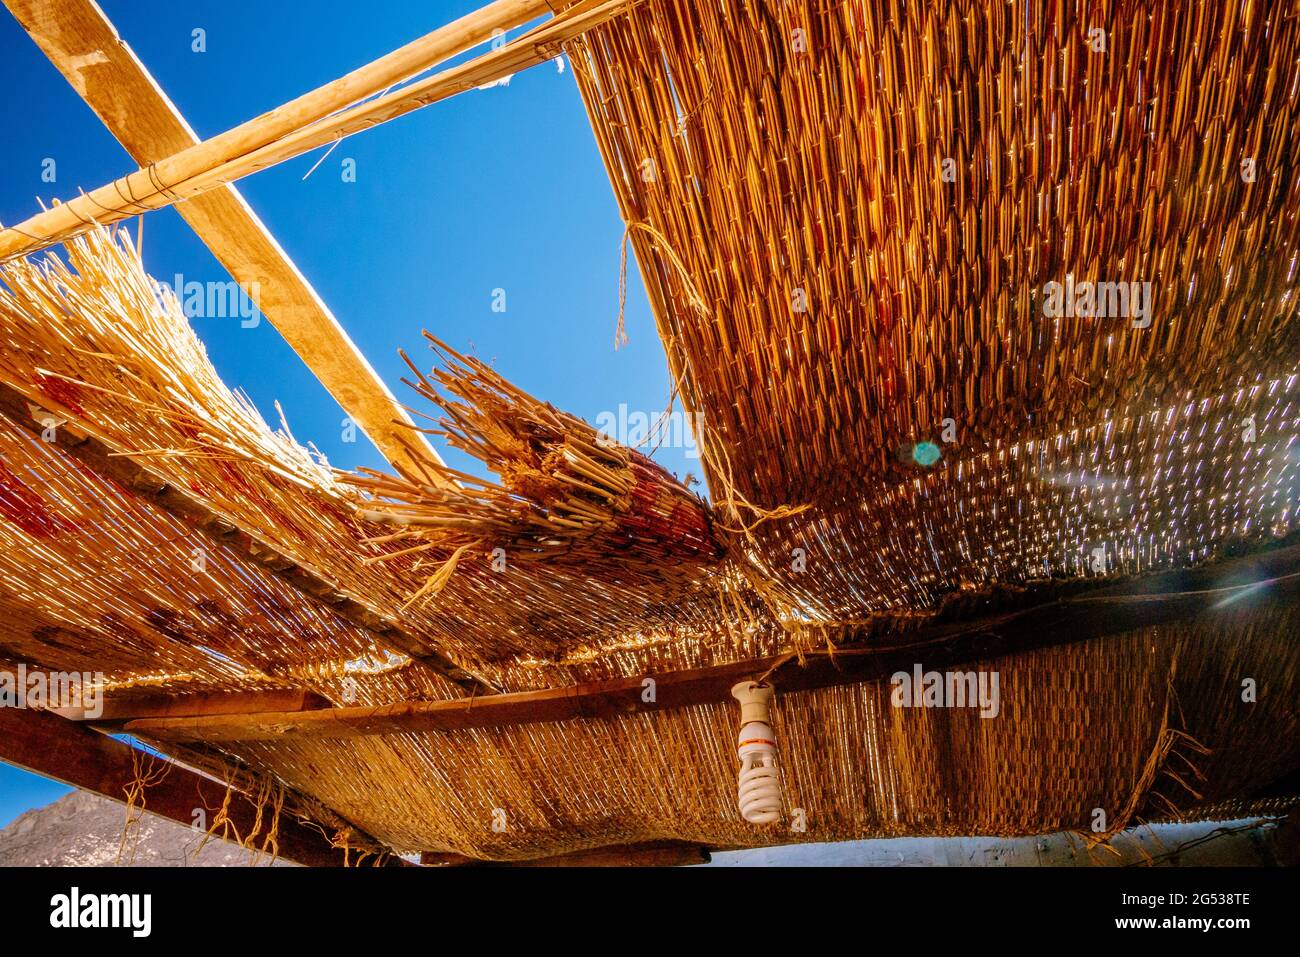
[0,0,1296,858]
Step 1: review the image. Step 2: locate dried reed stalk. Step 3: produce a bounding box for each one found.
[347,334,724,609]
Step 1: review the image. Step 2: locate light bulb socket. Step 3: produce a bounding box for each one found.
[731,680,774,725]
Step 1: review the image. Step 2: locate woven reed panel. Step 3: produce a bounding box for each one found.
[0,416,461,705]
[0,1,1296,856]
[217,595,1299,857]
[0,233,791,684]
[568,0,1300,623]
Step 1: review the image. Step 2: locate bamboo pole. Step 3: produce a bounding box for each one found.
[149,0,629,210]
[0,0,556,261]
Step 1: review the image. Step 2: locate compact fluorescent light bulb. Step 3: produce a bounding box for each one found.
[731,680,781,824]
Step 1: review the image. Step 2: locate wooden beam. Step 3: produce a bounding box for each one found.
[418,851,480,866]
[56,689,333,724]
[127,0,622,216]
[0,705,401,866]
[120,541,1300,743]
[0,0,619,264]
[0,0,554,478]
[496,840,711,867]
[0,382,497,694]
[420,840,711,867]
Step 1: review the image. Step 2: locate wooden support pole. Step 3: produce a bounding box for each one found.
[0,706,401,866]
[119,541,1300,743]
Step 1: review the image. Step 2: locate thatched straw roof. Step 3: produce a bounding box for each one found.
[0,0,1297,862]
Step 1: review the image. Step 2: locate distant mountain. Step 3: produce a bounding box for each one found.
[0,789,291,866]
[4,789,1285,867]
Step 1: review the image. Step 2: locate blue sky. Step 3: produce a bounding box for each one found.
[0,1,689,826]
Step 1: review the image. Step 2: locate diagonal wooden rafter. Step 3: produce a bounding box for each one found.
[0,705,404,866]
[0,0,551,480]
